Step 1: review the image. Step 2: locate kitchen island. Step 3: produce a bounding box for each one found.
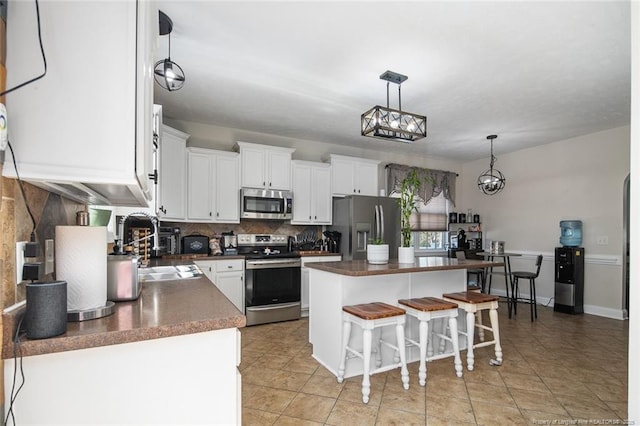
[306,257,503,379]
[2,263,244,425]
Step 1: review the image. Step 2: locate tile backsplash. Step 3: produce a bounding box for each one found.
[0,177,83,308]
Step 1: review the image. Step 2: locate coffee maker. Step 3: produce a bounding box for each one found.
[221,231,238,255]
[323,231,342,254]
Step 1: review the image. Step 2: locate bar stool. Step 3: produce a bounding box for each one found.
[442,291,502,371]
[466,285,485,341]
[511,254,543,322]
[398,297,463,386]
[337,302,409,403]
[456,250,485,291]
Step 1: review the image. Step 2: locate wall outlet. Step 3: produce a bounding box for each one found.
[596,236,609,245]
[45,239,55,274]
[15,241,27,285]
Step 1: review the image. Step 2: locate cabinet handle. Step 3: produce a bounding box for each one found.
[209,212,212,217]
[159,206,166,214]
[309,216,311,220]
[148,169,158,184]
[263,181,265,186]
[227,265,232,269]
[314,215,317,219]
[353,189,356,193]
[358,189,361,193]
[269,182,272,187]
[216,212,219,217]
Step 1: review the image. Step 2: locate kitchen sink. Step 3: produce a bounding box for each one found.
[138,264,203,282]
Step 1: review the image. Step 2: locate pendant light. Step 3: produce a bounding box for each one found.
[361,70,427,143]
[154,11,185,92]
[477,134,506,195]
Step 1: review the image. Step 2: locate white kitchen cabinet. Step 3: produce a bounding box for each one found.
[4,1,158,206]
[4,328,241,425]
[235,142,295,190]
[157,125,188,221]
[300,255,341,317]
[328,154,380,197]
[291,161,332,224]
[187,148,240,223]
[195,259,245,312]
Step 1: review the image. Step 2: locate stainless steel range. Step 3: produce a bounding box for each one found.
[238,234,301,326]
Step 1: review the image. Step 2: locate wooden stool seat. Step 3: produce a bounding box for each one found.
[467,285,482,292]
[442,291,502,371]
[338,302,409,403]
[442,291,499,304]
[398,297,458,312]
[398,297,463,385]
[343,302,406,319]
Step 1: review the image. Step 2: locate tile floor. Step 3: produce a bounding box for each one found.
[240,303,628,425]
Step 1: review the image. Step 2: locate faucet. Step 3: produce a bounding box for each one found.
[116,212,160,255]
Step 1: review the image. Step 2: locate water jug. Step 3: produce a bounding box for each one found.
[560,220,582,247]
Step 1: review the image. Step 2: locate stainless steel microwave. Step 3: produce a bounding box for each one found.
[241,188,293,220]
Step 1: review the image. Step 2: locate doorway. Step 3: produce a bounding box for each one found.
[623,173,630,318]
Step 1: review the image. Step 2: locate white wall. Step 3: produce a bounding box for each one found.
[460,126,630,318]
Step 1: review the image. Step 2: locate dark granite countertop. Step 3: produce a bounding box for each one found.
[2,261,245,359]
[305,257,504,277]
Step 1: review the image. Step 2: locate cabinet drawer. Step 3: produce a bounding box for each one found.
[214,259,244,272]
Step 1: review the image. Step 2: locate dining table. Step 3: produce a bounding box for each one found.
[475,251,523,318]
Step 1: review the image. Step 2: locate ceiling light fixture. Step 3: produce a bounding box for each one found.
[361,70,427,143]
[477,134,506,195]
[154,11,185,92]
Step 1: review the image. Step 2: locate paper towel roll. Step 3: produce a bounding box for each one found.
[55,226,108,311]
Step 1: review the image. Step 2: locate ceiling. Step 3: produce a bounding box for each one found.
[153,1,631,162]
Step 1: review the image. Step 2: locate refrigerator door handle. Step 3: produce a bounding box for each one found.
[379,205,385,242]
[373,205,380,241]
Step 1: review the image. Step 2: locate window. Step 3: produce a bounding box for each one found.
[411,192,452,252]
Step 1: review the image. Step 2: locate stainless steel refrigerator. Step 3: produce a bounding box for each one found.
[330,195,401,261]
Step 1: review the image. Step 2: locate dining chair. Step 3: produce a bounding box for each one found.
[511,255,544,321]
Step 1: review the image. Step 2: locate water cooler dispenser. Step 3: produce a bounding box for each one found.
[554,247,584,314]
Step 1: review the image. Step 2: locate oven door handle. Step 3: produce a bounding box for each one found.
[246,259,302,269]
[245,302,300,312]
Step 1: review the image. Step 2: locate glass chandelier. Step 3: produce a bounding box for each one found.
[477,134,506,195]
[361,71,427,143]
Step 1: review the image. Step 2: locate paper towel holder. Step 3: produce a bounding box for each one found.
[67,300,115,322]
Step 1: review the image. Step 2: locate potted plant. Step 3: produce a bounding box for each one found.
[367,238,389,264]
[397,170,421,263]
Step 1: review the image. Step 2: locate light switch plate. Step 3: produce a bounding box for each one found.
[15,241,27,285]
[45,239,55,274]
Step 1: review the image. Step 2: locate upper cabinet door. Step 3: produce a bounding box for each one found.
[158,125,188,221]
[240,145,267,188]
[354,161,379,197]
[267,150,292,190]
[187,151,214,221]
[311,165,332,224]
[291,163,312,223]
[291,161,331,225]
[215,154,240,222]
[330,157,356,196]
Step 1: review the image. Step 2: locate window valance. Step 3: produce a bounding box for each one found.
[386,163,457,206]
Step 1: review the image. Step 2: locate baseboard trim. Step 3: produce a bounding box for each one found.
[486,288,626,320]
